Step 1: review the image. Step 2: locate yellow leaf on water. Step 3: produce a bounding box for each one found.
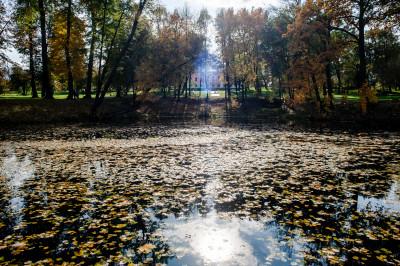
[138,243,156,254]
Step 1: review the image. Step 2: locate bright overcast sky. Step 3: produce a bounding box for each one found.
[161,0,280,16]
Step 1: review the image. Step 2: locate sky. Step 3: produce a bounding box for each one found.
[161,0,280,16]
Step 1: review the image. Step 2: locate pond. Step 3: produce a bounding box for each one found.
[0,123,399,265]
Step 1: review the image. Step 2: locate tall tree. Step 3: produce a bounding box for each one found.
[91,0,148,114]
[260,4,296,100]
[82,0,99,98]
[144,5,204,99]
[9,65,29,95]
[65,0,74,99]
[367,29,400,92]
[286,0,344,112]
[0,0,11,64]
[13,0,39,98]
[215,8,235,98]
[38,0,53,98]
[327,0,384,88]
[197,7,211,100]
[50,2,86,97]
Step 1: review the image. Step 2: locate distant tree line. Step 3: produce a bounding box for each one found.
[215,0,400,113]
[0,0,207,110]
[0,0,399,114]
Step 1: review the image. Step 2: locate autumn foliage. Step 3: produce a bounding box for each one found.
[50,11,86,86]
[0,0,398,115]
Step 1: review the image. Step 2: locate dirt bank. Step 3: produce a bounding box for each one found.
[0,97,276,125]
[1,97,399,129]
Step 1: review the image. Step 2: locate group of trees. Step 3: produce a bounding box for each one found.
[0,0,399,113]
[215,0,400,112]
[0,0,208,110]
[215,8,268,100]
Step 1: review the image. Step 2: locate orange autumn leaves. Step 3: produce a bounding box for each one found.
[285,0,345,112]
[50,11,86,85]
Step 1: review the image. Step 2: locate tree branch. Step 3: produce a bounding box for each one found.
[332,26,359,41]
[91,0,148,115]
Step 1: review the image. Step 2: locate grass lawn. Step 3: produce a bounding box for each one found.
[333,90,400,101]
[2,88,399,102]
[152,87,274,100]
[0,91,124,99]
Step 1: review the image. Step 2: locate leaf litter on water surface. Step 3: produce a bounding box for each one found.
[0,125,399,265]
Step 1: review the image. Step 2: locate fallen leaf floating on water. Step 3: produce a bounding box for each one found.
[137,243,156,254]
[0,125,399,265]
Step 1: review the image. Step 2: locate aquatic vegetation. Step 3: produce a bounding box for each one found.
[0,125,399,265]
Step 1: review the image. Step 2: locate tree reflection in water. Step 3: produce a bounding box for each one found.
[0,125,399,265]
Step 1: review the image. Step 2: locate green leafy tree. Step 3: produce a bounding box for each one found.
[326,0,387,89]
[367,29,400,92]
[0,0,10,94]
[50,0,86,99]
[13,0,40,98]
[260,3,296,100]
[81,0,102,98]
[91,0,148,114]
[9,65,29,95]
[0,0,10,62]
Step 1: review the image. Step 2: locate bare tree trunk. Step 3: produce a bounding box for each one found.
[66,0,74,99]
[184,76,188,98]
[96,0,108,99]
[312,74,322,111]
[226,61,231,98]
[357,0,367,88]
[97,9,126,96]
[116,85,121,98]
[336,63,342,94]
[38,0,52,99]
[132,87,137,106]
[326,23,334,109]
[326,62,333,109]
[241,81,245,102]
[188,72,192,96]
[85,4,96,99]
[177,81,182,101]
[28,24,38,98]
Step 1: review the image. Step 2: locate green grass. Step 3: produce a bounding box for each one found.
[0,93,38,99]
[2,88,399,101]
[0,91,125,99]
[152,87,274,100]
[376,91,400,101]
[333,94,360,100]
[333,90,400,101]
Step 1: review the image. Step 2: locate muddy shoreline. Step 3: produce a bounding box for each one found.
[1,97,400,131]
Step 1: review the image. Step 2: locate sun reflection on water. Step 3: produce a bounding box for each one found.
[0,154,35,226]
[164,210,259,265]
[196,228,235,263]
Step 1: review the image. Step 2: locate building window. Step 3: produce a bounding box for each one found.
[195,77,198,82]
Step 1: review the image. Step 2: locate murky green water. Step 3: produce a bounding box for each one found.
[0,124,399,265]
